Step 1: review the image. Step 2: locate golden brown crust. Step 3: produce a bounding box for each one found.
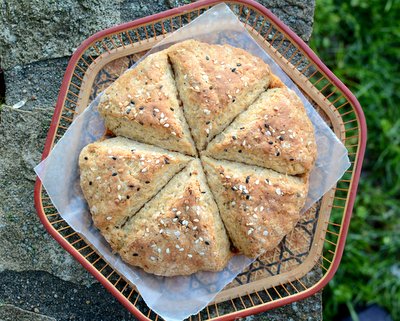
[97,51,196,156]
[203,156,308,258]
[168,39,271,150]
[268,72,285,88]
[205,87,317,175]
[79,137,191,250]
[119,160,232,276]
[80,40,317,275]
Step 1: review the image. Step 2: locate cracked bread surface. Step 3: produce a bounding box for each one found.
[205,87,317,175]
[97,50,196,156]
[119,159,232,276]
[79,40,316,276]
[202,156,308,258]
[168,39,271,150]
[79,137,191,250]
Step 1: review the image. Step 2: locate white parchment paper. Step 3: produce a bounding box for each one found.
[35,4,350,321]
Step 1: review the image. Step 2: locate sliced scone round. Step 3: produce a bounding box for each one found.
[205,87,316,175]
[97,51,196,156]
[202,156,308,258]
[79,137,192,250]
[168,39,271,150]
[119,159,232,276]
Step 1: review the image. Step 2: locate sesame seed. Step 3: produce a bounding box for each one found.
[216,75,222,79]
[157,248,161,253]
[203,109,211,115]
[276,188,283,196]
[106,216,112,221]
[141,168,147,173]
[118,195,122,201]
[260,206,264,211]
[199,252,205,256]
[166,248,170,254]
[263,230,269,236]
[193,226,198,230]
[205,128,210,134]
[188,254,193,258]
[159,229,164,234]
[179,248,184,252]
[248,228,254,235]
[182,220,189,226]
[176,211,182,215]
[231,201,236,206]
[164,123,170,128]
[193,218,199,222]
[173,218,178,222]
[175,244,180,249]
[255,179,260,185]
[171,131,177,136]
[150,256,156,261]
[117,185,121,191]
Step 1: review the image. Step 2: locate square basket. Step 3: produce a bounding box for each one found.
[34,0,367,320]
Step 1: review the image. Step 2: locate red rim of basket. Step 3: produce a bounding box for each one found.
[34,0,367,320]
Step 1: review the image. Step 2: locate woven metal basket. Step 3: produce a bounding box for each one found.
[34,0,367,320]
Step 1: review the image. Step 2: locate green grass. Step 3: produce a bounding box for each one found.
[310,0,400,320]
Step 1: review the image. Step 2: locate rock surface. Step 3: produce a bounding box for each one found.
[0,304,56,321]
[4,58,69,110]
[0,0,314,69]
[0,1,320,320]
[0,0,120,69]
[0,107,94,286]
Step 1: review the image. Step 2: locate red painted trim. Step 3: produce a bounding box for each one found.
[34,0,367,320]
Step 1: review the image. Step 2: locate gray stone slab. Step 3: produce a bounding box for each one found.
[0,269,321,321]
[1,1,315,70]
[120,0,315,42]
[0,0,120,69]
[0,304,56,321]
[4,58,69,110]
[0,0,320,320]
[265,0,315,42]
[0,270,138,321]
[120,0,172,22]
[0,106,94,286]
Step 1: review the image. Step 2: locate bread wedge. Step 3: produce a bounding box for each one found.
[205,88,316,175]
[202,156,308,258]
[79,137,192,250]
[168,39,271,150]
[97,51,196,156]
[119,159,232,276]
